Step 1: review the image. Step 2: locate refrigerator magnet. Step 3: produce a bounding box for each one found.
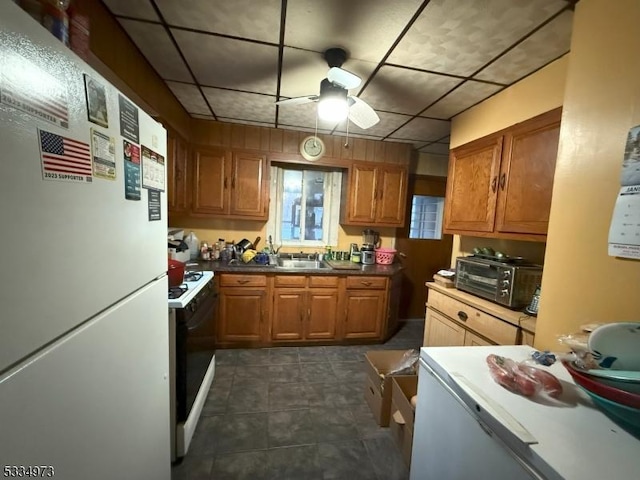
[90,128,116,180]
[123,140,141,200]
[83,74,109,128]
[141,145,165,192]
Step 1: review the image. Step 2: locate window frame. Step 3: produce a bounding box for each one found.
[267,165,342,249]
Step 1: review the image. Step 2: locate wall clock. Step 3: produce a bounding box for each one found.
[300,136,325,161]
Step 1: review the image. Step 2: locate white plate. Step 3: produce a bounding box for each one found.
[588,322,640,370]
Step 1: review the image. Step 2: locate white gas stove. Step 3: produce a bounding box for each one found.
[168,271,214,309]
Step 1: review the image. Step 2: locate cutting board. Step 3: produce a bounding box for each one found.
[326,260,362,270]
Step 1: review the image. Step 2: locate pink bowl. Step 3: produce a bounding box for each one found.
[563,360,640,409]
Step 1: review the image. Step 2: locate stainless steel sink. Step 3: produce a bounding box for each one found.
[276,259,331,269]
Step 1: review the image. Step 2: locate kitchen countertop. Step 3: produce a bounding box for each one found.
[193,259,404,276]
[426,282,537,333]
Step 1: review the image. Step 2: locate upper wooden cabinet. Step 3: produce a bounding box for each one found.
[443,108,561,241]
[167,132,189,214]
[342,163,408,227]
[191,146,268,220]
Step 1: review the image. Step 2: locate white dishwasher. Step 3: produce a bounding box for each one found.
[410,345,640,480]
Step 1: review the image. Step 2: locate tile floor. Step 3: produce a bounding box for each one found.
[171,320,424,480]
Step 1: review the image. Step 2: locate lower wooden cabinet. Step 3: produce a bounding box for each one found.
[423,285,525,347]
[216,272,400,347]
[271,275,339,342]
[343,276,387,340]
[217,274,268,345]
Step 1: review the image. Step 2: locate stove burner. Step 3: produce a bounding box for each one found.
[168,284,189,299]
[184,271,203,282]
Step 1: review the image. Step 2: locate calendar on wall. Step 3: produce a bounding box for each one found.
[608,125,640,259]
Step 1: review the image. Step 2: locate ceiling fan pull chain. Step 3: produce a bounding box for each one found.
[345,117,350,148]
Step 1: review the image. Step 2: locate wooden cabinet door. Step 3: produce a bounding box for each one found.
[495,109,561,235]
[192,146,229,215]
[167,133,189,214]
[271,289,305,341]
[444,136,503,233]
[375,166,408,225]
[217,288,265,343]
[343,290,384,339]
[306,289,338,340]
[463,331,493,346]
[346,163,377,223]
[229,151,268,219]
[423,308,466,347]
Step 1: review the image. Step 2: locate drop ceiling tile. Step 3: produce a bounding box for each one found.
[155,0,281,43]
[166,81,211,115]
[278,125,337,136]
[284,0,423,62]
[219,118,275,128]
[388,117,451,143]
[359,66,462,115]
[277,102,340,131]
[422,81,503,119]
[474,11,573,84]
[191,114,215,120]
[118,19,192,82]
[102,0,159,21]
[419,142,450,155]
[334,111,412,139]
[173,30,279,94]
[280,47,378,99]
[202,88,276,124]
[387,0,568,76]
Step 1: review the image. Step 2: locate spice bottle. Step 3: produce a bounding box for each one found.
[200,241,210,261]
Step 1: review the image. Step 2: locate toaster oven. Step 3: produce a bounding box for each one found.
[455,256,542,309]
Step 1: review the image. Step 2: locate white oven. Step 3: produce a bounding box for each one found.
[168,270,216,461]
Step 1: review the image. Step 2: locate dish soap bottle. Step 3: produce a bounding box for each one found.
[185,231,199,260]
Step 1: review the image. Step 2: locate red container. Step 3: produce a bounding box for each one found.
[562,360,640,409]
[168,259,185,287]
[375,248,397,265]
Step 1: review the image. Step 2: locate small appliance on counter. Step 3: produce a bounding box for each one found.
[455,255,542,309]
[361,229,380,265]
[168,228,190,262]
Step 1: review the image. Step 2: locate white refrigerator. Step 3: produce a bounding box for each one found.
[0,3,170,479]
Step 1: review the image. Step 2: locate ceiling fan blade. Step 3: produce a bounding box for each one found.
[327,67,361,90]
[347,96,380,129]
[275,95,318,106]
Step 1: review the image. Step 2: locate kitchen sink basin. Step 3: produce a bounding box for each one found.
[276,259,331,269]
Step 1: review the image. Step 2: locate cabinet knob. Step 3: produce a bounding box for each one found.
[224,177,228,189]
[491,176,497,193]
[500,173,506,190]
[457,311,468,322]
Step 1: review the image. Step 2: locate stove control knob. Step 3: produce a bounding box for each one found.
[500,289,509,297]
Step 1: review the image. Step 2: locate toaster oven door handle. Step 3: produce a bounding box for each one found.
[457,311,468,322]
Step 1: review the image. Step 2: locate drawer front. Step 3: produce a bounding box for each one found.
[219,274,267,288]
[428,290,518,345]
[346,276,387,290]
[309,275,338,288]
[274,275,307,288]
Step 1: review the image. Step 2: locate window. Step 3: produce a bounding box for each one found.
[409,195,444,239]
[268,166,342,248]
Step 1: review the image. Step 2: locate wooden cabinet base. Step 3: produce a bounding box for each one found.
[215,272,402,348]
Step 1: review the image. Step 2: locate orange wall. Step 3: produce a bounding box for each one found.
[451,56,568,148]
[535,0,640,349]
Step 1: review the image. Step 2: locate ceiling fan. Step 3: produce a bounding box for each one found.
[276,48,380,129]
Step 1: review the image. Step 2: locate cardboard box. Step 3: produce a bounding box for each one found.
[390,375,418,466]
[364,350,417,427]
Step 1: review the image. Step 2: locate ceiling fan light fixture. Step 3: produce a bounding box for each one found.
[318,97,348,122]
[317,78,348,122]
